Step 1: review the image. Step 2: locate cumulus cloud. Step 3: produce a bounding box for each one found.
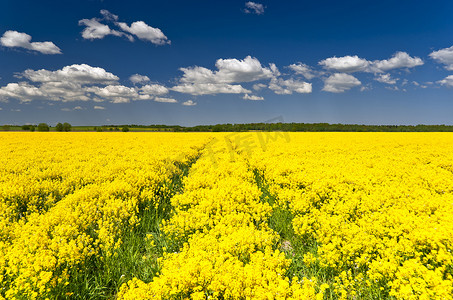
[429,46,453,71]
[140,84,169,96]
[244,2,265,14]
[182,100,197,106]
[20,64,119,84]
[180,56,275,84]
[154,97,177,103]
[129,74,150,84]
[253,83,267,90]
[268,78,312,94]
[94,105,105,110]
[319,55,370,73]
[79,10,169,45]
[1,30,61,54]
[100,9,119,22]
[172,56,275,95]
[0,64,174,104]
[0,82,44,102]
[78,19,127,40]
[243,94,264,100]
[373,51,423,71]
[172,83,250,95]
[318,52,423,74]
[438,75,453,87]
[88,85,139,103]
[375,73,397,85]
[117,21,170,45]
[288,63,317,79]
[322,73,361,93]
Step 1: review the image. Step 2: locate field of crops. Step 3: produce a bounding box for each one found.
[1,132,452,299]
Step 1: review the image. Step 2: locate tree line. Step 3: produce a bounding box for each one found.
[18,123,72,132]
[4,122,453,132]
[114,123,453,132]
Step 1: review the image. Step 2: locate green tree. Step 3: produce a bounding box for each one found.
[30,126,35,132]
[37,123,50,132]
[63,122,72,132]
[55,123,64,132]
[122,126,129,132]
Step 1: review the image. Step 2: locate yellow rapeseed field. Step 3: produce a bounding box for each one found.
[1,132,452,299]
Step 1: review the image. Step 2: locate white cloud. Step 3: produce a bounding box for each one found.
[373,51,423,71]
[429,46,453,71]
[78,18,124,40]
[244,2,265,14]
[0,82,44,102]
[179,56,275,84]
[129,74,150,84]
[319,55,370,73]
[172,56,275,95]
[172,83,250,95]
[1,30,61,54]
[360,86,370,92]
[20,64,119,84]
[140,84,169,96]
[100,9,119,22]
[438,75,453,87]
[0,64,174,103]
[0,107,2,110]
[322,73,361,93]
[253,83,267,90]
[117,21,170,45]
[318,52,423,74]
[385,86,401,91]
[288,63,316,79]
[94,105,105,110]
[88,85,139,103]
[268,78,312,94]
[154,97,177,103]
[243,94,264,100]
[79,10,169,45]
[182,100,197,106]
[375,73,397,85]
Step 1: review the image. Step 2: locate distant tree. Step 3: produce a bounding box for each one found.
[63,122,72,132]
[114,127,119,131]
[122,126,129,132]
[2,125,10,131]
[109,127,113,131]
[22,125,32,131]
[37,123,50,132]
[30,126,35,132]
[55,123,64,132]
[96,127,103,132]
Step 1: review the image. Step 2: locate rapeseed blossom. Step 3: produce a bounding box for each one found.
[1,132,452,299]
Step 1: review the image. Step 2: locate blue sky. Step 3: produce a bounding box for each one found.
[1,0,453,126]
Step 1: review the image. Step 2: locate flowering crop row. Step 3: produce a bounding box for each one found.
[118,138,326,299]
[0,133,208,299]
[249,133,453,299]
